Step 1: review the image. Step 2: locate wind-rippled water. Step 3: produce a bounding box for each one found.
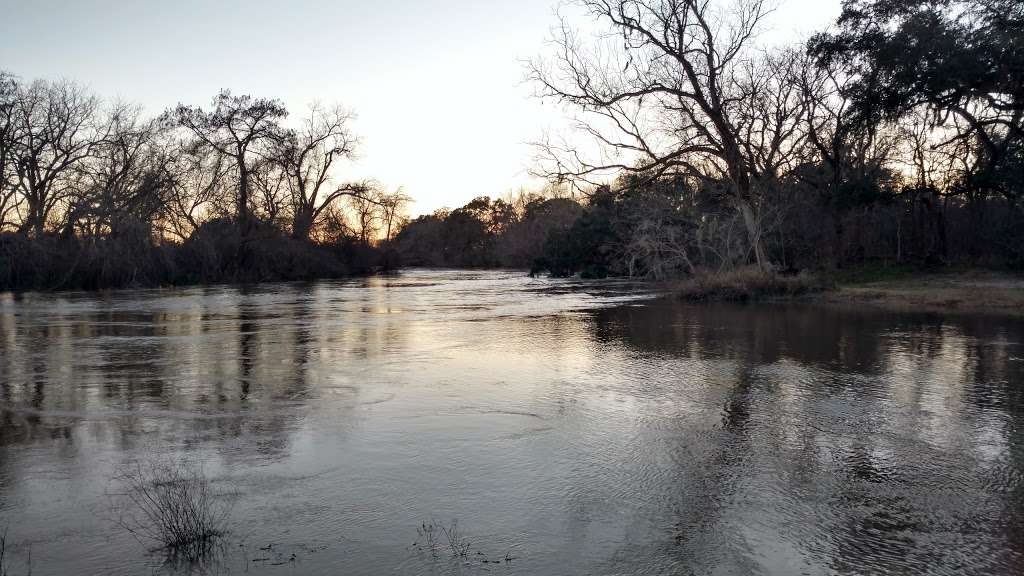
[1,269,1023,575]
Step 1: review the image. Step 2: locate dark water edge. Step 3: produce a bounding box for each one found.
[1,269,1023,575]
[0,227,391,293]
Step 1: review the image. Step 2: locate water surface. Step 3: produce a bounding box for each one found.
[1,269,1023,575]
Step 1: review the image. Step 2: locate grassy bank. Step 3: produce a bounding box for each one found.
[673,264,1024,316]
[820,266,1024,316]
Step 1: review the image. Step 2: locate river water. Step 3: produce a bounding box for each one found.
[1,269,1023,575]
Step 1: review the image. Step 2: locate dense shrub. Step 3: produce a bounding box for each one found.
[0,219,386,292]
[676,266,834,302]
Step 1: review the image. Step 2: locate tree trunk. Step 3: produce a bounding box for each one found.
[237,156,250,233]
[292,209,314,241]
[737,197,768,270]
[20,197,45,237]
[724,144,769,270]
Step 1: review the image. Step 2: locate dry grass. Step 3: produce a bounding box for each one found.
[413,520,472,559]
[676,266,833,302]
[674,265,1024,315]
[112,457,233,560]
[820,270,1024,316]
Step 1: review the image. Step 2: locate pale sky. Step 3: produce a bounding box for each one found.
[0,0,841,216]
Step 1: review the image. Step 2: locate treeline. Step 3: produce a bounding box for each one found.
[0,78,410,291]
[4,0,1021,290]
[393,192,580,269]
[492,0,1024,279]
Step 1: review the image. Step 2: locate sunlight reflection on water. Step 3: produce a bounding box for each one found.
[1,269,1023,575]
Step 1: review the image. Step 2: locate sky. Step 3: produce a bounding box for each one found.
[0,0,841,216]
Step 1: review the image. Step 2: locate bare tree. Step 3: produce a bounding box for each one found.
[251,158,290,228]
[275,104,375,241]
[379,189,412,242]
[348,189,383,244]
[530,0,793,269]
[733,49,810,189]
[797,52,895,199]
[311,202,354,244]
[0,72,20,230]
[9,79,104,236]
[620,191,698,277]
[66,103,174,238]
[171,90,287,232]
[162,140,232,241]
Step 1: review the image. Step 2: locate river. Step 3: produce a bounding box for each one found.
[1,269,1023,575]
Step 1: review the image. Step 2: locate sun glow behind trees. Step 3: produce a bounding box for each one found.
[0,0,1020,289]
[0,0,840,217]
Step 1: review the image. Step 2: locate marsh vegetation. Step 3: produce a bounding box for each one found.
[112,458,233,561]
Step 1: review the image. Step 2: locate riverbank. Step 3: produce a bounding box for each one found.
[818,267,1024,316]
[673,265,1024,316]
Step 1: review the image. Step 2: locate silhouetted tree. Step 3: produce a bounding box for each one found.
[393,211,447,266]
[250,157,289,228]
[379,190,412,242]
[810,0,1024,197]
[0,72,19,230]
[275,104,374,241]
[0,78,403,291]
[347,189,382,245]
[530,0,801,269]
[9,79,104,236]
[171,90,288,233]
[67,104,174,238]
[498,195,583,267]
[163,140,232,241]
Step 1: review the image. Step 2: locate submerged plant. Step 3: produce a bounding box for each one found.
[112,457,233,560]
[440,520,471,558]
[0,528,30,576]
[413,520,472,559]
[0,528,8,576]
[413,522,440,558]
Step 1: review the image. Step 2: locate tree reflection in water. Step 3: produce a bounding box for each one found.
[0,271,1022,574]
